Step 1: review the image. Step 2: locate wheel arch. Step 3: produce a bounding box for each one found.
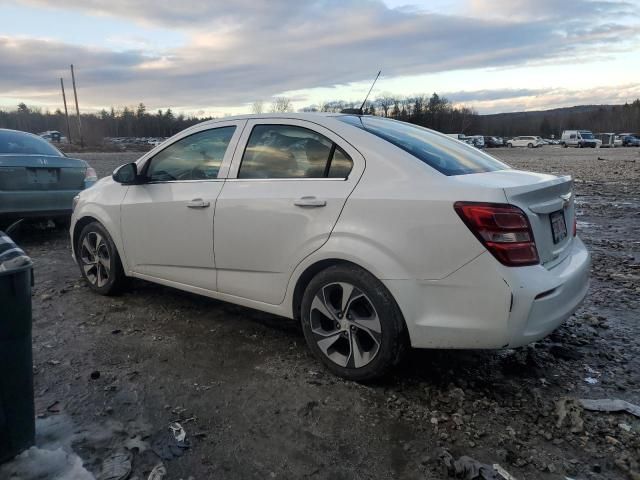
[72,215,97,250]
[292,258,355,321]
[290,258,407,333]
[72,213,128,272]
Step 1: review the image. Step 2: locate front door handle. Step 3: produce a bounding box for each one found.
[294,196,327,208]
[186,199,210,209]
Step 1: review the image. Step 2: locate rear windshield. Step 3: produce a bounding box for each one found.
[337,116,508,176]
[0,130,63,156]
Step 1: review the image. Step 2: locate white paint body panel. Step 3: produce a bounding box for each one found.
[214,118,365,304]
[507,136,544,148]
[71,113,590,352]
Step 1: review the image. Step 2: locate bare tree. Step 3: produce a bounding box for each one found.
[376,95,395,117]
[251,100,264,114]
[270,97,292,113]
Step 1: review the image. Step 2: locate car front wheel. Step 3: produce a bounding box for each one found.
[77,222,126,295]
[300,264,407,381]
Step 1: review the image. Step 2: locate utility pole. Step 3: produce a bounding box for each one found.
[70,64,84,147]
[60,78,72,144]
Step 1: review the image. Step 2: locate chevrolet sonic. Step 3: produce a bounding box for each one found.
[71,114,590,380]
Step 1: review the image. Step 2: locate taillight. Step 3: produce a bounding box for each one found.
[454,202,539,266]
[84,166,97,186]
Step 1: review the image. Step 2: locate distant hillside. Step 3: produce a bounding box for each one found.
[472,102,639,137]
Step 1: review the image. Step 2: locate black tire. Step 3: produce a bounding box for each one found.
[507,143,513,148]
[527,143,533,148]
[562,143,568,148]
[76,221,126,295]
[300,264,407,381]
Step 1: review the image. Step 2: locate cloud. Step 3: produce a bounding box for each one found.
[0,0,638,112]
[447,83,640,113]
[467,0,634,20]
[0,36,150,91]
[445,88,547,103]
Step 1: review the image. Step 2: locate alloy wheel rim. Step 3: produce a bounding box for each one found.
[309,282,381,368]
[80,231,110,287]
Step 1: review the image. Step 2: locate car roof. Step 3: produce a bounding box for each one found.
[195,112,345,128]
[0,127,53,140]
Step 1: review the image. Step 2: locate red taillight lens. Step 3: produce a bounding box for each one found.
[454,202,539,266]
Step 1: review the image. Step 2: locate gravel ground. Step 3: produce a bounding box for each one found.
[2,146,639,479]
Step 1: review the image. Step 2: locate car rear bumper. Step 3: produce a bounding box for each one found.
[383,237,590,349]
[504,237,590,347]
[0,190,80,217]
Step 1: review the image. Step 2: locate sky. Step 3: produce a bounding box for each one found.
[0,0,638,116]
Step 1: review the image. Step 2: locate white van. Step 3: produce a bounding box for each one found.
[561,130,600,148]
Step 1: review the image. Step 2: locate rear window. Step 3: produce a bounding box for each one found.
[337,116,508,176]
[0,130,63,156]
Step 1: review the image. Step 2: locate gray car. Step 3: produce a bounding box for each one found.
[0,129,97,224]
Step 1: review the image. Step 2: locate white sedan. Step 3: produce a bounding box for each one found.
[71,114,590,380]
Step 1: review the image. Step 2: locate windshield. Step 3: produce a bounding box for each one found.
[579,131,595,139]
[337,116,509,176]
[0,130,63,156]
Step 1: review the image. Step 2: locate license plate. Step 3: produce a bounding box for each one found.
[27,168,58,184]
[550,210,567,244]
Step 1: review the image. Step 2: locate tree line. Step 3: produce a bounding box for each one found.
[299,93,478,134]
[1,95,639,146]
[299,94,640,137]
[0,102,209,145]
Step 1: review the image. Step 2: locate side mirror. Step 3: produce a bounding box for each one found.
[112,163,139,184]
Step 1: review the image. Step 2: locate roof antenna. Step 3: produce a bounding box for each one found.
[340,70,381,115]
[359,70,381,114]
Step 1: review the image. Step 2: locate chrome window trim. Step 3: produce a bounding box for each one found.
[225,177,348,183]
[141,179,225,185]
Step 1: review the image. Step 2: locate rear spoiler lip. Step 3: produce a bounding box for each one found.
[502,174,572,197]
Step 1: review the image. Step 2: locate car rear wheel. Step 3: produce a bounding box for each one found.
[77,222,126,295]
[527,143,533,148]
[300,264,407,381]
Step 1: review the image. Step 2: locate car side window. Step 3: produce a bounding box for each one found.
[145,126,236,182]
[238,125,353,179]
[328,146,352,178]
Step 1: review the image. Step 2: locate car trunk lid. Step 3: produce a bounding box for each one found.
[453,169,575,267]
[0,154,86,191]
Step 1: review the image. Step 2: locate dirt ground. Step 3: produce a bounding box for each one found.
[2,146,639,479]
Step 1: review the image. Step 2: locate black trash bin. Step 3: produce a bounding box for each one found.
[0,232,34,463]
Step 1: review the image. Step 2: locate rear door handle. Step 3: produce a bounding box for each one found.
[294,196,327,207]
[186,199,210,209]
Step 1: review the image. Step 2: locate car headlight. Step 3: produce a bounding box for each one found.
[72,194,80,212]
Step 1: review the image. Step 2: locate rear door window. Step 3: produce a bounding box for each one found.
[238,125,353,179]
[338,116,508,176]
[145,126,236,181]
